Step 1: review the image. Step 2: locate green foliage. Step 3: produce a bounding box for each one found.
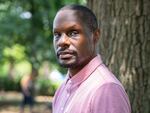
[36,77,56,96]
[0,0,86,83]
[3,44,26,63]
[0,0,85,70]
[0,0,54,68]
[0,75,57,96]
[0,0,86,95]
[0,75,21,91]
[63,0,87,4]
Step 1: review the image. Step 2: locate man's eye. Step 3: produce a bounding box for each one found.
[54,33,61,39]
[68,30,79,37]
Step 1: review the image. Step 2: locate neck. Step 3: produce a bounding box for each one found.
[68,66,83,77]
[68,54,97,77]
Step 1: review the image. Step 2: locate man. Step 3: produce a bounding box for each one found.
[20,69,37,113]
[52,4,131,113]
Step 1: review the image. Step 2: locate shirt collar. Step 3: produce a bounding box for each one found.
[65,54,103,87]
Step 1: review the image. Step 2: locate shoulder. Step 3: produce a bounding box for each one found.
[93,83,127,98]
[90,83,131,113]
[84,63,122,90]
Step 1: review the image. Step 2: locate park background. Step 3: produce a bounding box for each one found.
[0,0,149,113]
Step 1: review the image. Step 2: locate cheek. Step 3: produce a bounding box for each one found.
[76,38,92,55]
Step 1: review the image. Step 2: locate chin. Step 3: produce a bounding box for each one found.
[59,61,78,68]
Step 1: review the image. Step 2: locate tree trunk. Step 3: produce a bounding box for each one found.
[87,0,150,113]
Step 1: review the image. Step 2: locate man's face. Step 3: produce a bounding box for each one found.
[53,10,96,69]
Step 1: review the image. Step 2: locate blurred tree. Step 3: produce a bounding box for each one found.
[87,0,150,113]
[0,0,57,71]
[0,0,85,75]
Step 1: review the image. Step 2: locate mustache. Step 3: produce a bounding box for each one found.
[56,48,76,56]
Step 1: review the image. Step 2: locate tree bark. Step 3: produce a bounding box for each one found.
[87,0,150,113]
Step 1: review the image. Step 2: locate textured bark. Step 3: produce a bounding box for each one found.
[87,0,150,113]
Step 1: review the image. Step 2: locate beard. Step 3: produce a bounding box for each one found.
[59,62,77,68]
[56,48,79,68]
[57,54,90,70]
[57,53,79,68]
[56,48,93,69]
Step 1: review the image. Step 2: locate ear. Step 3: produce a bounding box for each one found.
[93,28,100,44]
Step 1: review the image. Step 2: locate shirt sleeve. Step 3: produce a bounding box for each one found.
[91,83,131,113]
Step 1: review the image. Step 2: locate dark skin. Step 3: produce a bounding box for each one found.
[53,9,100,76]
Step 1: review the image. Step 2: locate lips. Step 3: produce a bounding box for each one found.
[59,53,73,59]
[57,50,75,59]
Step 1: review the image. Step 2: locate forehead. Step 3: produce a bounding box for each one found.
[53,10,83,30]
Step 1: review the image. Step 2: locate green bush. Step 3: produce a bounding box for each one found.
[36,77,56,96]
[0,75,21,91]
[0,75,56,96]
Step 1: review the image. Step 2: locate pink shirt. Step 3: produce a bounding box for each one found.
[52,55,131,113]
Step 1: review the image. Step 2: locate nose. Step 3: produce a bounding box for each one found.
[57,33,70,47]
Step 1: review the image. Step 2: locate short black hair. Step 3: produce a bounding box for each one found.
[59,4,98,32]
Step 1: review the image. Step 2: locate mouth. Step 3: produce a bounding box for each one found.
[57,50,75,60]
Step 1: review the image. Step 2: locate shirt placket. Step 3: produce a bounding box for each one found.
[61,80,72,113]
